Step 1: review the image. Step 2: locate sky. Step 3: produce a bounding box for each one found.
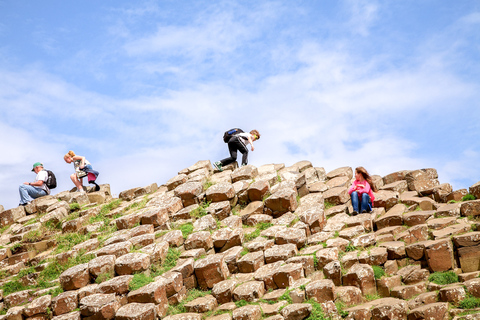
[0,0,479,210]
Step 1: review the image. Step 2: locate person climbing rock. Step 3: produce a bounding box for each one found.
[19,162,50,205]
[64,150,100,192]
[348,166,377,214]
[213,129,260,172]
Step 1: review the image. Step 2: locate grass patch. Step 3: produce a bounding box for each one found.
[244,222,273,242]
[277,174,282,183]
[365,294,382,301]
[459,295,480,309]
[54,233,91,254]
[235,299,249,308]
[151,247,182,276]
[262,192,271,202]
[372,265,385,280]
[306,298,330,319]
[69,203,81,211]
[129,273,154,291]
[191,201,211,220]
[167,288,211,315]
[324,201,335,210]
[334,300,349,318]
[462,194,477,201]
[23,228,44,243]
[279,287,293,304]
[344,245,357,252]
[240,248,249,257]
[428,271,459,285]
[178,223,194,239]
[203,179,215,191]
[95,272,114,284]
[0,225,10,235]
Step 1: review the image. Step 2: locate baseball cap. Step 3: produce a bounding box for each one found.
[32,162,43,171]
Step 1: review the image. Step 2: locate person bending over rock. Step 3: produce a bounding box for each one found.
[213,129,260,172]
[64,150,100,192]
[348,166,377,214]
[19,162,50,206]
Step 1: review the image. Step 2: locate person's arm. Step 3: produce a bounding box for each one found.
[27,180,44,187]
[348,181,357,195]
[73,155,86,168]
[248,135,254,151]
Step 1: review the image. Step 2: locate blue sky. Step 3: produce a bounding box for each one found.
[0,0,479,209]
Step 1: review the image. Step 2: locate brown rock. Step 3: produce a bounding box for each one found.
[264,244,298,264]
[115,253,150,275]
[206,183,236,203]
[212,279,237,305]
[184,294,217,313]
[264,189,298,215]
[335,286,364,306]
[52,291,79,316]
[127,279,168,305]
[98,275,133,295]
[424,239,454,272]
[439,284,466,304]
[254,261,283,291]
[315,247,339,269]
[232,305,262,320]
[247,180,270,202]
[237,251,264,273]
[232,281,265,302]
[275,228,306,249]
[342,264,376,295]
[60,263,90,291]
[184,231,213,251]
[391,282,427,300]
[79,293,120,320]
[97,241,132,258]
[280,303,312,320]
[377,275,402,297]
[323,261,342,286]
[305,280,335,303]
[194,254,230,290]
[407,302,448,320]
[24,295,51,317]
[115,303,156,320]
[273,263,304,288]
[370,297,408,320]
[89,255,116,280]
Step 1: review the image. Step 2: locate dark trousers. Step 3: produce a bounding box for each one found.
[220,137,249,166]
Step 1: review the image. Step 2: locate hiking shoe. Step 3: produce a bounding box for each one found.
[213,161,223,172]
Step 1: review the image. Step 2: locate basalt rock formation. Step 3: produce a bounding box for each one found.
[0,160,480,320]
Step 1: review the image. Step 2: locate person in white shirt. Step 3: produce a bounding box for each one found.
[213,129,260,172]
[19,162,50,206]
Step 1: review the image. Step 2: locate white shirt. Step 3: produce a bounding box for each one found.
[237,133,253,147]
[35,170,50,194]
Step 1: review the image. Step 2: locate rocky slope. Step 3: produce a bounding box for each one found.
[0,160,480,320]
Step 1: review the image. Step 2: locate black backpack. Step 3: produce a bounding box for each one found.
[45,170,57,189]
[223,128,244,143]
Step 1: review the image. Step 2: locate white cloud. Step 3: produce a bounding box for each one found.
[345,0,379,36]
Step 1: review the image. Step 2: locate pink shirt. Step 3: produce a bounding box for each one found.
[348,180,375,204]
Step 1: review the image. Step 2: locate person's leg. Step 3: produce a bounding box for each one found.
[219,139,240,166]
[360,193,371,213]
[238,143,249,166]
[350,191,359,214]
[70,173,84,191]
[19,185,46,205]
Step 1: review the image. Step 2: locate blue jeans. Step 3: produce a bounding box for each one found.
[351,191,372,213]
[19,184,47,205]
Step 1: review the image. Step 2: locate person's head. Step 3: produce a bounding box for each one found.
[355,166,377,192]
[250,130,260,141]
[31,162,43,173]
[63,150,76,163]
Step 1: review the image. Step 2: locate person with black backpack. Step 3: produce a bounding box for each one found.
[18,162,51,206]
[213,129,260,172]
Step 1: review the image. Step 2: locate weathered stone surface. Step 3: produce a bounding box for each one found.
[254,261,283,291]
[211,228,243,253]
[264,189,298,214]
[280,303,312,320]
[24,295,52,317]
[453,232,480,247]
[207,201,232,221]
[193,214,217,232]
[127,279,168,315]
[232,305,262,320]
[98,275,133,295]
[232,281,265,302]
[424,239,454,272]
[115,303,156,320]
[206,183,236,203]
[237,251,264,273]
[184,294,218,313]
[375,204,405,230]
[391,282,427,300]
[52,310,81,320]
[407,302,448,320]
[379,241,406,260]
[79,293,120,320]
[461,200,480,217]
[305,280,335,303]
[370,297,408,320]
[88,255,116,279]
[52,291,79,316]
[275,228,306,249]
[335,286,364,306]
[166,174,188,191]
[60,263,90,291]
[194,254,230,290]
[458,244,480,273]
[184,231,213,251]
[232,165,258,183]
[0,206,26,227]
[265,244,298,264]
[212,279,237,305]
[323,187,349,205]
[97,241,132,258]
[273,263,304,288]
[114,253,150,275]
[342,263,376,296]
[315,247,339,269]
[247,180,270,202]
[438,284,466,304]
[373,190,399,211]
[174,182,203,205]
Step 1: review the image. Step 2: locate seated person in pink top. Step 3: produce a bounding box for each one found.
[348,167,377,214]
